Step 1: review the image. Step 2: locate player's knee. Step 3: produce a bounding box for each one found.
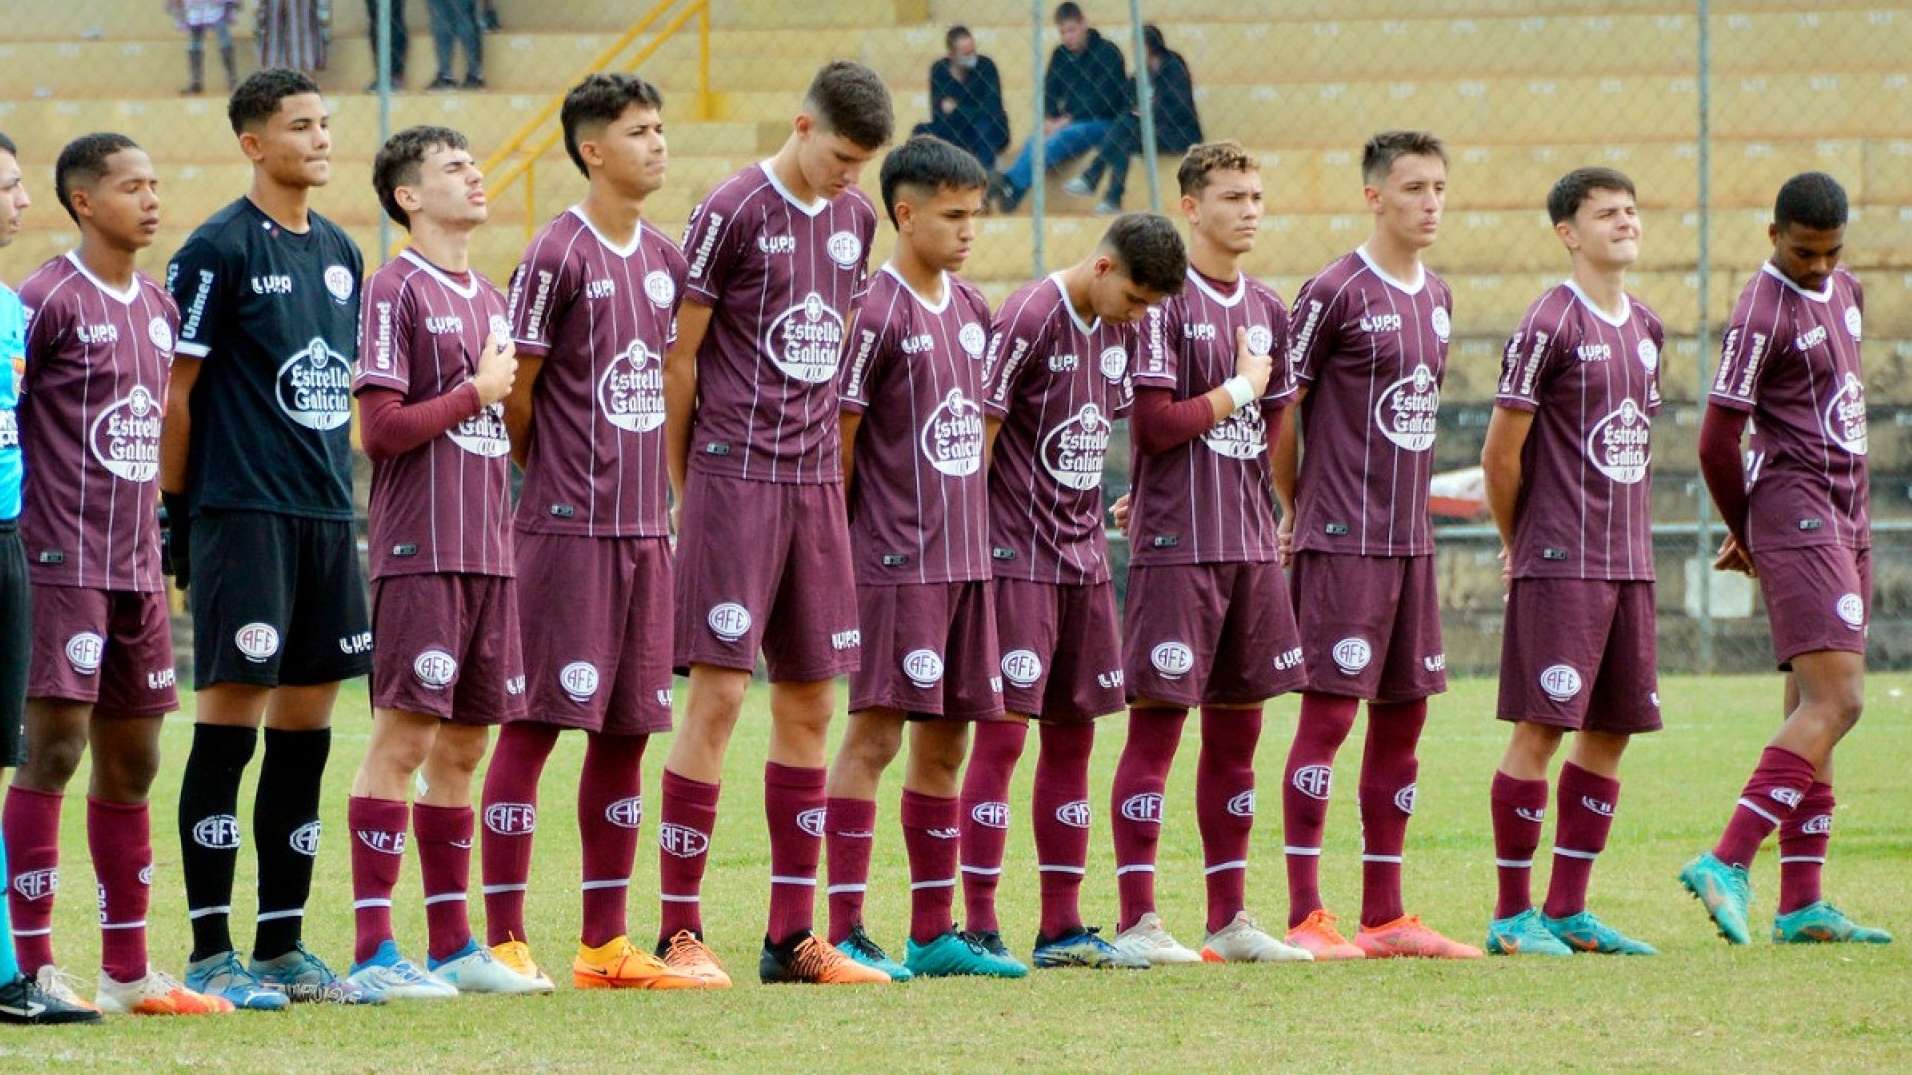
[19,730,87,788]
[841,724,902,774]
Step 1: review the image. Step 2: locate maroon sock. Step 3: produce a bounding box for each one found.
[479,721,558,946]
[1543,763,1619,920]
[657,769,720,941]
[1490,770,1549,920]
[1196,706,1262,935]
[1713,746,1816,869]
[89,798,152,983]
[959,719,1027,934]
[824,796,878,944]
[1283,693,1358,928]
[579,732,647,948]
[901,789,960,945]
[1110,707,1184,931]
[413,803,475,962]
[764,762,825,944]
[3,785,63,974]
[1033,722,1095,939]
[1358,699,1426,928]
[348,795,410,964]
[1776,781,1834,914]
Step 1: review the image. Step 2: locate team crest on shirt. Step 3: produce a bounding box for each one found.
[826,231,863,269]
[323,265,356,304]
[414,649,459,689]
[1835,594,1865,629]
[902,649,945,688]
[147,316,174,353]
[600,339,666,433]
[764,291,846,383]
[275,337,353,431]
[1202,405,1266,460]
[919,389,984,477]
[1246,324,1274,357]
[1430,306,1450,342]
[958,322,987,358]
[65,632,105,675]
[488,314,512,341]
[1822,373,1867,455]
[1585,398,1651,485]
[448,401,511,458]
[1636,338,1659,373]
[643,270,676,308]
[1000,649,1043,689]
[88,384,163,483]
[1098,345,1128,383]
[1844,306,1862,339]
[1150,641,1195,680]
[1373,363,1439,452]
[1540,664,1583,702]
[1038,403,1112,491]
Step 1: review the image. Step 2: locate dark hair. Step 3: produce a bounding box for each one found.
[1774,172,1848,232]
[372,125,469,228]
[229,68,322,135]
[1361,130,1447,186]
[55,132,140,225]
[0,132,16,158]
[1547,166,1636,225]
[1177,140,1256,198]
[804,61,894,151]
[1143,24,1166,58]
[1055,2,1084,23]
[1101,213,1186,295]
[561,73,665,178]
[878,135,987,226]
[945,25,972,50]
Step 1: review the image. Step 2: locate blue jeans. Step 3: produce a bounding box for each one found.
[1002,119,1112,194]
[426,0,481,80]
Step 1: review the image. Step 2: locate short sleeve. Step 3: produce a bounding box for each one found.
[1284,273,1340,386]
[1494,297,1566,414]
[1135,300,1179,388]
[355,271,415,394]
[981,298,1045,417]
[681,188,745,306]
[166,233,226,360]
[837,287,896,413]
[507,231,576,359]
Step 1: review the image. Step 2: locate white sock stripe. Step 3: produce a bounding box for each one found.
[658,893,701,904]
[1036,865,1086,875]
[1552,848,1600,861]
[187,905,233,920]
[824,884,868,896]
[422,893,467,906]
[1361,854,1404,865]
[1114,865,1156,876]
[1203,860,1247,876]
[1494,858,1534,870]
[769,875,817,887]
[1736,797,1782,826]
[909,878,958,891]
[1778,855,1827,865]
[353,898,393,910]
[1283,846,1322,857]
[480,884,528,896]
[580,879,630,892]
[100,920,148,931]
[959,865,1002,876]
[255,908,305,923]
[10,927,51,937]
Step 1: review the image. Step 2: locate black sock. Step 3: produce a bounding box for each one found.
[178,723,258,962]
[251,727,331,961]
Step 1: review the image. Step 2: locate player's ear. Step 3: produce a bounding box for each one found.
[237,128,266,165]
[1554,220,1578,251]
[894,199,915,232]
[792,113,816,141]
[1362,183,1383,213]
[1179,192,1198,222]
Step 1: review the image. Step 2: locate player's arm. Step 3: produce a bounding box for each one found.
[1697,402,1754,574]
[158,354,200,497]
[663,299,713,507]
[839,411,863,506]
[1480,405,1534,555]
[983,416,1003,469]
[359,331,516,463]
[502,355,543,470]
[1133,326,1272,455]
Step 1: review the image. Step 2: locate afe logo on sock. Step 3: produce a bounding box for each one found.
[796,808,828,838]
[485,803,537,836]
[1393,784,1418,815]
[605,798,644,830]
[927,828,960,840]
[1770,787,1803,808]
[1515,807,1546,823]
[11,869,58,901]
[1227,790,1257,818]
[138,866,154,887]
[289,821,323,856]
[1291,765,1332,801]
[356,829,407,856]
[1120,793,1164,823]
[1800,814,1832,835]
[657,824,710,859]
[1054,801,1093,829]
[1580,797,1615,818]
[970,801,1010,830]
[193,814,242,850]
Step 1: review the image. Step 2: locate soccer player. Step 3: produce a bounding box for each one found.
[480,73,702,991]
[1680,172,1892,947]
[1105,142,1311,966]
[342,125,549,1000]
[659,61,894,986]
[957,213,1185,970]
[1480,167,1664,958]
[161,68,371,1005]
[1271,130,1480,960]
[2,133,232,1015]
[821,135,1024,981]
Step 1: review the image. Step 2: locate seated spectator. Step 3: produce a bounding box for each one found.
[1064,24,1202,214]
[990,2,1126,213]
[913,26,1011,170]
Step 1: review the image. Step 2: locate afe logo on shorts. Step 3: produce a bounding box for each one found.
[560,661,601,702]
[1227,790,1257,818]
[707,603,753,643]
[12,869,58,901]
[605,797,644,830]
[1580,797,1615,818]
[958,322,987,359]
[414,649,459,689]
[1835,593,1865,629]
[1150,642,1195,680]
[1120,793,1164,823]
[1291,765,1333,801]
[796,808,828,838]
[356,829,407,856]
[1393,784,1418,816]
[644,270,676,308]
[826,231,863,269]
[323,265,356,304]
[1099,345,1129,383]
[1769,787,1803,809]
[1246,324,1275,357]
[1374,363,1439,453]
[1801,814,1833,835]
[970,801,1010,830]
[485,803,537,836]
[65,632,106,675]
[1539,664,1583,703]
[235,622,281,663]
[903,649,946,689]
[289,821,323,857]
[658,823,710,858]
[1430,307,1451,342]
[192,814,242,851]
[1331,638,1372,675]
[1054,800,1093,829]
[1000,649,1044,689]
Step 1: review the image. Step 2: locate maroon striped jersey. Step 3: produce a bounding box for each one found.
[506,209,686,537]
[1286,249,1452,557]
[1709,263,1868,552]
[839,266,993,585]
[355,251,513,580]
[680,162,878,485]
[1496,282,1665,580]
[1130,269,1292,566]
[17,253,178,592]
[982,275,1137,585]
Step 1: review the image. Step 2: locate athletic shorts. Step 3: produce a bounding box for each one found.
[1756,545,1871,669]
[27,584,178,717]
[1497,578,1661,734]
[2,524,32,764]
[190,509,372,690]
[1124,561,1306,708]
[994,577,1125,723]
[1290,551,1446,703]
[673,469,859,682]
[851,579,1003,720]
[370,573,525,725]
[515,532,673,735]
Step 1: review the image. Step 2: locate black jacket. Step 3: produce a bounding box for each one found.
[927,55,1010,152]
[1141,50,1202,151]
[1043,28,1127,123]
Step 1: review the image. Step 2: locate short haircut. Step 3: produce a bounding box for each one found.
[1774,171,1848,232]
[1143,24,1166,57]
[229,68,321,135]
[1547,166,1636,225]
[803,61,894,151]
[878,135,987,225]
[1177,140,1257,198]
[945,25,971,50]
[55,132,140,225]
[0,132,16,159]
[561,73,665,178]
[372,125,469,228]
[1101,213,1187,295]
[1055,2,1084,23]
[1361,130,1447,187]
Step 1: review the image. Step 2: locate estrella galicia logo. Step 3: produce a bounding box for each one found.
[275,338,353,431]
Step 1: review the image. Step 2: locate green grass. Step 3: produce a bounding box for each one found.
[3,674,1908,1074]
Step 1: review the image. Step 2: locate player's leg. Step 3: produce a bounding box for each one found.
[654,663,744,983]
[1108,702,1191,959]
[959,715,1027,949]
[1194,703,1308,963]
[824,708,905,967]
[6,698,91,980]
[344,707,448,999]
[1485,719,1565,955]
[901,718,1023,978]
[479,721,557,950]
[572,729,700,988]
[178,682,265,964]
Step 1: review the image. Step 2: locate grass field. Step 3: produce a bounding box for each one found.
[1,673,1907,1074]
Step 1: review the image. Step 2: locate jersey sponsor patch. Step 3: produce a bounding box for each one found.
[1585,398,1651,485]
[276,337,354,431]
[447,402,511,458]
[1373,363,1439,452]
[1039,403,1112,491]
[919,389,985,478]
[1201,406,1266,460]
[1821,372,1867,455]
[763,291,845,383]
[600,340,666,433]
[87,386,163,483]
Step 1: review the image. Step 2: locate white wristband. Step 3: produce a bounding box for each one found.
[1221,375,1257,411]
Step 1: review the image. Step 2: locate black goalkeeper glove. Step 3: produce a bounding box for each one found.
[161,490,191,591]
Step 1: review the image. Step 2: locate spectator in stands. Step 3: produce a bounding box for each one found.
[1064,24,1202,215]
[913,26,1011,171]
[169,0,240,96]
[482,0,501,32]
[425,0,485,90]
[364,0,409,92]
[990,2,1127,213]
[256,0,329,75]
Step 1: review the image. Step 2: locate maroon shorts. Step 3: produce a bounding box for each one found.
[27,586,178,717]
[1290,551,1446,703]
[516,532,673,736]
[1756,545,1871,669]
[1124,561,1306,707]
[851,579,1003,720]
[370,574,526,726]
[673,470,859,682]
[994,577,1124,723]
[1497,578,1662,734]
